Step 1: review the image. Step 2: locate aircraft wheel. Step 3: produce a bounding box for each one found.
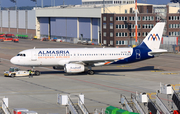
[88,70,94,75]
[35,70,40,76]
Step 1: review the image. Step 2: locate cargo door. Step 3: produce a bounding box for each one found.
[135,49,141,59]
[31,50,38,61]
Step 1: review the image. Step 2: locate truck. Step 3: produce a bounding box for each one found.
[4,67,40,77]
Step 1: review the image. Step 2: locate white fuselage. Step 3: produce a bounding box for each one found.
[10,48,133,67]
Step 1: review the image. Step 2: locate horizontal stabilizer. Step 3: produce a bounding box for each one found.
[148,49,167,56]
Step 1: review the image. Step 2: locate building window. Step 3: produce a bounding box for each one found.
[116,17,118,20]
[125,24,128,28]
[116,33,118,37]
[110,40,113,45]
[116,40,118,45]
[103,32,106,37]
[116,32,128,37]
[103,23,106,29]
[143,32,148,36]
[104,40,107,44]
[143,16,154,21]
[122,25,124,28]
[169,24,172,28]
[138,32,141,36]
[142,24,153,29]
[138,16,141,21]
[117,16,127,21]
[129,32,135,37]
[169,24,180,28]
[169,16,180,20]
[116,40,127,45]
[119,17,121,21]
[138,24,141,29]
[129,16,134,21]
[125,9,127,13]
[129,24,135,29]
[116,25,118,28]
[110,17,113,21]
[125,33,127,36]
[116,24,128,29]
[110,23,113,29]
[103,16,106,21]
[169,31,180,36]
[110,32,113,37]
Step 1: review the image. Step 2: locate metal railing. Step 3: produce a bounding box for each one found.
[68,96,78,114]
[2,100,11,114]
[78,96,89,114]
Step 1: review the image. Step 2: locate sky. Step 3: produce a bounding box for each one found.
[1,0,171,7]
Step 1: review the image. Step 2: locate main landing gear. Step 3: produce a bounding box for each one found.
[87,66,94,75]
[87,70,94,75]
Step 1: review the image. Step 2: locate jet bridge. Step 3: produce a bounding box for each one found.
[57,94,89,114]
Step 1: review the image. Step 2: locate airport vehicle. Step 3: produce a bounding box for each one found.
[10,22,167,75]
[4,67,29,77]
[0,34,19,42]
[4,67,40,77]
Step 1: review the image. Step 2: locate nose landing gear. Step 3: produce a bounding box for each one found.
[30,67,41,76]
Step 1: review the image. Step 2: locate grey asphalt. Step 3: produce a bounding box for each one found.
[0,39,180,114]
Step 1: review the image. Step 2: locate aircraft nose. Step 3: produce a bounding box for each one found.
[10,57,16,64]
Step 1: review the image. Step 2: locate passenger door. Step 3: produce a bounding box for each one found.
[31,50,38,61]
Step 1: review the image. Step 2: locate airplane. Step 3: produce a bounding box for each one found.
[10,22,167,75]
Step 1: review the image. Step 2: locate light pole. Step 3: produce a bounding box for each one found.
[41,0,43,8]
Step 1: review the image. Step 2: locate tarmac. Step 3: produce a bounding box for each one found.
[0,39,180,114]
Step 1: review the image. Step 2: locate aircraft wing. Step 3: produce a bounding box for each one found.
[69,59,115,64]
[68,57,125,66]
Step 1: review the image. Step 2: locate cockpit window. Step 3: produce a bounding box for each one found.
[17,54,26,57]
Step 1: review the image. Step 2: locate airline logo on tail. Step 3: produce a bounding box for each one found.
[148,34,160,41]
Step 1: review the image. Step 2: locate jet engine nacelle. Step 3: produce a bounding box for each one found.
[64,63,85,73]
[53,66,64,69]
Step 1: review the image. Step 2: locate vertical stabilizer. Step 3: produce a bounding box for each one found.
[138,22,165,51]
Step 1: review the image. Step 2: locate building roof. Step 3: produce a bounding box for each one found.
[35,3,180,18]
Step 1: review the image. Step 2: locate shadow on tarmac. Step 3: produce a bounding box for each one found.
[39,66,163,75]
[95,66,161,72]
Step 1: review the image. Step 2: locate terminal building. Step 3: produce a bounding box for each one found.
[0,1,179,47]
